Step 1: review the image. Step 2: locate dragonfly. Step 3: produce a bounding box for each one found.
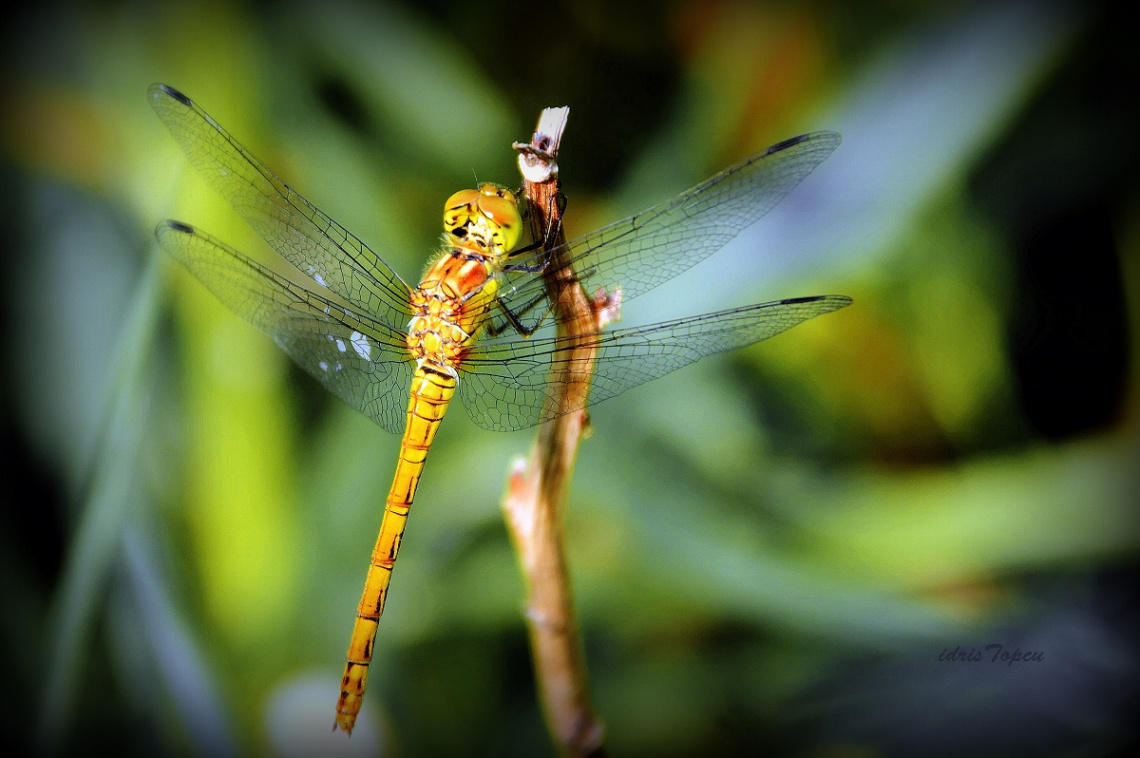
[149,82,851,734]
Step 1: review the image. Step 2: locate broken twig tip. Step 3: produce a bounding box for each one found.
[514,106,570,183]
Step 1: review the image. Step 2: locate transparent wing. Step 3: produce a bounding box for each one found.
[152,87,847,436]
[490,132,841,334]
[149,83,414,331]
[157,220,414,434]
[459,295,852,431]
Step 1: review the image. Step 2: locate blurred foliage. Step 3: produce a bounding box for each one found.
[2,1,1137,756]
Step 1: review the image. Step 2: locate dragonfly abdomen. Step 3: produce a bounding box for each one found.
[335,366,457,733]
[337,204,516,733]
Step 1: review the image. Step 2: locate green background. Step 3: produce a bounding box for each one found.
[2,1,1137,756]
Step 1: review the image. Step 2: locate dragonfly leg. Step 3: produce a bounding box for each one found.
[505,188,566,270]
[503,256,548,274]
[501,231,557,273]
[487,290,551,337]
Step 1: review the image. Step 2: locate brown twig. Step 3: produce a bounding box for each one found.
[502,108,609,757]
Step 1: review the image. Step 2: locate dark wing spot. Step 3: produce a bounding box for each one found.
[165,220,195,234]
[765,134,810,155]
[160,84,193,106]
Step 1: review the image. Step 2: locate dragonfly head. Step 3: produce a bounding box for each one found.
[443,184,521,254]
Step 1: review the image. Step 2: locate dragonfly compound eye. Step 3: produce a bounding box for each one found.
[443,189,483,238]
[476,190,522,253]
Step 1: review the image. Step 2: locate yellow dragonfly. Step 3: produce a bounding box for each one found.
[149,83,850,734]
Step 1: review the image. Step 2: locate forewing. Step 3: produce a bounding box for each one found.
[157,220,413,433]
[149,83,414,330]
[459,295,852,431]
[492,132,842,334]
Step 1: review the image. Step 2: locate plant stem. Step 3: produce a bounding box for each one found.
[502,107,607,758]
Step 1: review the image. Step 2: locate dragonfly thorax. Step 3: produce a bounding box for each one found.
[443,183,521,257]
[408,247,501,373]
